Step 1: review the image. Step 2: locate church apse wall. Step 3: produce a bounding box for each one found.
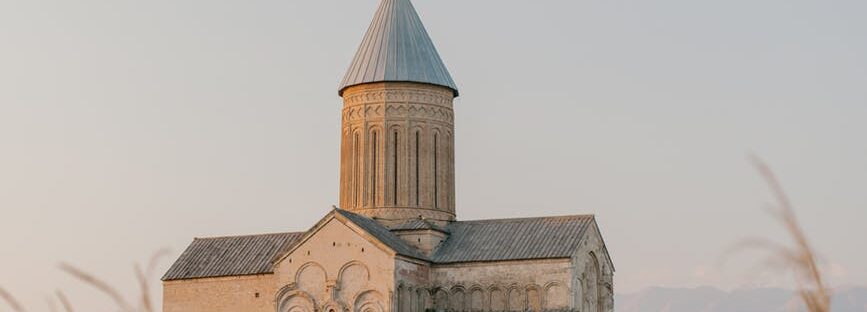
[392,257,578,312]
[427,259,573,312]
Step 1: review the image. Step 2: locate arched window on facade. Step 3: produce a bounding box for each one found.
[585,253,603,312]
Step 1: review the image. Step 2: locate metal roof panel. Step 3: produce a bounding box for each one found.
[431,215,595,263]
[339,0,458,96]
[162,232,304,281]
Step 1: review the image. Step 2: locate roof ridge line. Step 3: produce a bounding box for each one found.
[194,231,304,240]
[455,214,595,223]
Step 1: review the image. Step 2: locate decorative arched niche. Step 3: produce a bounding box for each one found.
[469,286,485,311]
[337,261,371,305]
[354,290,385,312]
[543,281,570,310]
[489,286,506,311]
[276,289,316,312]
[295,262,327,302]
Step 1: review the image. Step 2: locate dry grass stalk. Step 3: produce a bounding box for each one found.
[56,290,74,312]
[749,156,832,312]
[0,286,26,312]
[0,249,168,312]
[139,248,171,312]
[58,263,135,311]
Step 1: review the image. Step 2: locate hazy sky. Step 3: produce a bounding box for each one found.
[1,0,865,309]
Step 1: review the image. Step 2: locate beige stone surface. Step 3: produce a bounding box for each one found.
[339,82,457,225]
[163,274,277,312]
[388,229,614,312]
[427,259,573,311]
[272,216,397,312]
[163,213,615,312]
[571,223,615,312]
[393,229,448,257]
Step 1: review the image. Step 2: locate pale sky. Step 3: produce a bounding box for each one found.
[1,0,865,310]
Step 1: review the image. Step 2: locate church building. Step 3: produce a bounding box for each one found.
[162,0,614,311]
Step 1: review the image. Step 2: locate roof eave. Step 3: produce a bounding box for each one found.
[431,257,574,266]
[162,272,275,282]
[338,80,459,97]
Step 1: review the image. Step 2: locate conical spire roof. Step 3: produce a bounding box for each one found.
[339,0,458,96]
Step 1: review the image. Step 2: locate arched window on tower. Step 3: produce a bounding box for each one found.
[433,132,439,209]
[414,130,420,207]
[445,132,452,211]
[392,129,399,206]
[353,132,360,207]
[371,130,378,206]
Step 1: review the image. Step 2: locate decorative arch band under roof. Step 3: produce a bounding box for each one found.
[339,0,459,97]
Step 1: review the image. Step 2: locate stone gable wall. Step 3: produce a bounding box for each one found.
[273,218,397,312]
[571,223,615,312]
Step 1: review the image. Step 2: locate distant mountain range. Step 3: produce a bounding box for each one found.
[615,286,867,312]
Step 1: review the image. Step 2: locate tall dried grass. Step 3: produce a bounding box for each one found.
[0,286,26,312]
[0,248,169,312]
[744,156,832,312]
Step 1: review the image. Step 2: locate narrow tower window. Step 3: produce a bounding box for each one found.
[354,133,360,207]
[372,131,378,206]
[414,131,420,206]
[446,133,451,210]
[393,130,399,206]
[433,133,439,209]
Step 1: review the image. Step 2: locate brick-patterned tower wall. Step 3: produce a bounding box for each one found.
[339,82,456,226]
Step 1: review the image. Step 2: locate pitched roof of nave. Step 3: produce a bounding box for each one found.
[162,232,305,281]
[163,212,602,281]
[338,0,458,96]
[430,215,596,263]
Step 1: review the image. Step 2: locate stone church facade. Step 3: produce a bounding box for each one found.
[162,0,615,311]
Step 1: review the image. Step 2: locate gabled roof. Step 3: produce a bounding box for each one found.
[431,215,596,264]
[162,232,304,281]
[163,213,607,281]
[338,0,458,96]
[335,209,428,260]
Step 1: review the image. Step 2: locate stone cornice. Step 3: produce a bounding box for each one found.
[342,102,454,124]
[342,83,454,107]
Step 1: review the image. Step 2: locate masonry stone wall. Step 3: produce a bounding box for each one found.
[339,82,457,225]
[394,229,448,256]
[391,258,576,312]
[273,218,397,312]
[162,274,276,312]
[570,223,615,312]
